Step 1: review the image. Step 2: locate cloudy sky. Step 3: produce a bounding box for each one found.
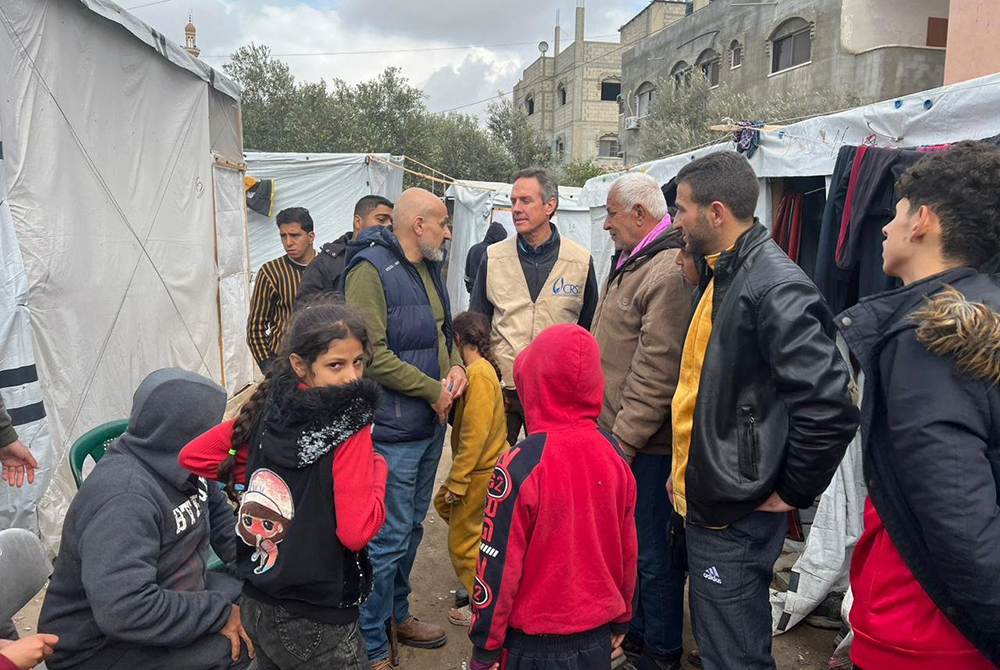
[127,0,649,118]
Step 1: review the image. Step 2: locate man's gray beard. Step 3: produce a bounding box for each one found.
[419,242,445,262]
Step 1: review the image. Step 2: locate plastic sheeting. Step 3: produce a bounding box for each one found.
[0,0,248,550]
[245,153,404,272]
[0,121,52,537]
[582,71,1000,208]
[445,181,603,313]
[213,166,255,395]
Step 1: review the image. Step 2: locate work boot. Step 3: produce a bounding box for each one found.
[395,616,448,649]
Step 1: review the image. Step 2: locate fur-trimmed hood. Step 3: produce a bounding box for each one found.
[260,367,381,469]
[836,267,1000,376]
[911,285,1000,384]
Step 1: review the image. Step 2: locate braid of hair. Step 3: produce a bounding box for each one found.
[476,331,503,386]
[218,372,273,503]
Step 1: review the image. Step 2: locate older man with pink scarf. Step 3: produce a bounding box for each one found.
[590,173,694,670]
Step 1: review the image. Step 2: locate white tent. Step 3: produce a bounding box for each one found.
[445,180,609,313]
[580,72,1000,265]
[245,152,404,271]
[0,0,253,550]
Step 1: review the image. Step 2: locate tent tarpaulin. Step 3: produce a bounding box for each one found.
[580,72,1000,275]
[245,152,404,272]
[445,180,606,313]
[0,0,249,550]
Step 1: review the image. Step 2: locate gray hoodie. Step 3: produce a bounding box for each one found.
[40,369,239,668]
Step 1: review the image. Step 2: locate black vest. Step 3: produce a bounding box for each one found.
[235,376,379,623]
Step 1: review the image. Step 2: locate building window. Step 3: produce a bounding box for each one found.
[599,134,619,158]
[771,18,811,73]
[636,81,655,117]
[926,17,948,47]
[730,40,743,68]
[601,78,621,101]
[671,61,691,91]
[698,49,721,87]
[556,137,565,158]
[558,83,567,106]
[526,95,535,116]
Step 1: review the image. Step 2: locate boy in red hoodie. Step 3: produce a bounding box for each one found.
[468,323,638,670]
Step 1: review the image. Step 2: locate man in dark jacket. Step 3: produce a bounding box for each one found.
[668,152,859,670]
[463,221,507,294]
[343,188,468,669]
[837,142,1000,669]
[296,195,393,302]
[39,369,252,670]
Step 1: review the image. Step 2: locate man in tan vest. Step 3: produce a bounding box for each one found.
[469,167,598,445]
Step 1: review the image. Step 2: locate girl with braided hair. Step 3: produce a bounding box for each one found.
[433,311,508,628]
[179,297,387,669]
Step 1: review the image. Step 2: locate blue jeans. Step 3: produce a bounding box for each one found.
[686,511,786,670]
[629,453,686,660]
[359,425,446,662]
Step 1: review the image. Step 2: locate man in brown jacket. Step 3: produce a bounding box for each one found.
[591,172,692,670]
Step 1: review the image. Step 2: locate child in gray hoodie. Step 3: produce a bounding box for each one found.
[39,369,252,670]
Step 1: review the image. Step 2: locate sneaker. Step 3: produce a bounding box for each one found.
[395,616,448,649]
[805,591,846,630]
[621,634,643,663]
[611,645,630,669]
[635,652,682,670]
[449,605,472,627]
[455,586,470,608]
[370,660,393,670]
[687,649,703,668]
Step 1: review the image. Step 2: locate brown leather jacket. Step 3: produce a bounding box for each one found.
[592,228,691,456]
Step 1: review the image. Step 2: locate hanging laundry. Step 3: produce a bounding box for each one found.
[245,175,275,217]
[733,121,764,159]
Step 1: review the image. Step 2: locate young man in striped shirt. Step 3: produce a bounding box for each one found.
[246,207,316,372]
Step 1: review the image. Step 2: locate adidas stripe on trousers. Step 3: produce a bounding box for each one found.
[686,511,787,670]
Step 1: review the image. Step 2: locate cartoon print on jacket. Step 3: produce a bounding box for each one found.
[236,469,295,574]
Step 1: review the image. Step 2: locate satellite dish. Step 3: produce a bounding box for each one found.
[539,41,549,55]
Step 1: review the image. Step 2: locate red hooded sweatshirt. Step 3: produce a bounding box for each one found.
[469,323,638,667]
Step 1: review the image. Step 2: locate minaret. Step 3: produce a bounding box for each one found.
[183,14,200,58]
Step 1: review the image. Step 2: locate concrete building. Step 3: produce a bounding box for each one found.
[618,0,949,165]
[944,0,999,84]
[512,3,624,168]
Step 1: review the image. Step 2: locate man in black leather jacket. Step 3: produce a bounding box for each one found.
[667,152,858,670]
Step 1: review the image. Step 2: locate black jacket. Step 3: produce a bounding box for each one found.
[837,268,1000,665]
[686,223,859,527]
[464,222,508,293]
[296,232,352,303]
[469,224,599,330]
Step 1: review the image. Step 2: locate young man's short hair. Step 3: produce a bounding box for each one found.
[675,151,759,221]
[354,195,394,221]
[276,207,314,233]
[897,141,1000,269]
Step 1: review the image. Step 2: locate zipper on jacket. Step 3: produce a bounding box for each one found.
[394,395,402,419]
[738,406,759,481]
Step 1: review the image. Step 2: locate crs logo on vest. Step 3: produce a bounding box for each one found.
[551,277,582,298]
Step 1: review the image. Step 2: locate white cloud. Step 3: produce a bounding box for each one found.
[127,0,647,118]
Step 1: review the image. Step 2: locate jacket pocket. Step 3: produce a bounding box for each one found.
[737,406,759,482]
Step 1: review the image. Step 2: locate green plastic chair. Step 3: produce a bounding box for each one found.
[69,419,129,488]
[68,419,227,572]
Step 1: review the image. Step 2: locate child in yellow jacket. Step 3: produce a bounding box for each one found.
[434,311,509,628]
